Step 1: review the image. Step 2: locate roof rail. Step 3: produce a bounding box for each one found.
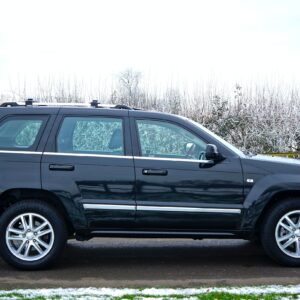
[25,98,34,106]
[89,100,134,110]
[0,98,35,107]
[90,100,98,108]
[0,102,20,107]
[0,99,139,110]
[114,104,132,110]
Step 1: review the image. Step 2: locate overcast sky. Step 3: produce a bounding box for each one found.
[0,0,300,95]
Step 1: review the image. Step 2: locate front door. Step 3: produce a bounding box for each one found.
[41,109,136,231]
[132,118,244,231]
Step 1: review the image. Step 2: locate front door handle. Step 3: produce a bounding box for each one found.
[142,169,168,176]
[49,164,75,171]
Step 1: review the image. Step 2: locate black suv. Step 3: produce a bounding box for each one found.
[0,100,300,270]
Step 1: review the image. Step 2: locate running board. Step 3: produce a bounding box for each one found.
[88,230,237,239]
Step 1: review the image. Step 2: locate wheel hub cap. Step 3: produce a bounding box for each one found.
[25,231,34,240]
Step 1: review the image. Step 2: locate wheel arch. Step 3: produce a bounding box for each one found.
[0,188,74,236]
[254,190,300,234]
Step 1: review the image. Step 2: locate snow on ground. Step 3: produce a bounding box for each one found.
[1,285,300,298]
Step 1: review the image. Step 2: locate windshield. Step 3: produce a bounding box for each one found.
[182,117,245,157]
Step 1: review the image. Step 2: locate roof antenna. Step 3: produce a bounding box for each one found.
[90,100,99,108]
[25,98,34,106]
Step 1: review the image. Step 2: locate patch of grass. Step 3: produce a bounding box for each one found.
[115,294,299,300]
[194,292,299,300]
[0,293,26,299]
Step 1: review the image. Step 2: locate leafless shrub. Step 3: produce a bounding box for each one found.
[1,70,300,154]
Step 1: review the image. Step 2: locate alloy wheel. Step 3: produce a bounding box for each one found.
[275,210,300,258]
[5,213,54,261]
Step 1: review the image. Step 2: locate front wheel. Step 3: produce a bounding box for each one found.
[0,200,67,270]
[261,198,300,266]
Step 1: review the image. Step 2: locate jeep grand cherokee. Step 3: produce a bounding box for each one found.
[0,100,299,269]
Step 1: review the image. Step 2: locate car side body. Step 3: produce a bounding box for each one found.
[0,103,300,269]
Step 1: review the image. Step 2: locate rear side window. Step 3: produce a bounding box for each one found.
[57,117,124,155]
[0,116,46,150]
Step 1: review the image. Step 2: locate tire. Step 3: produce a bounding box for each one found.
[249,236,262,246]
[0,200,67,270]
[261,198,300,266]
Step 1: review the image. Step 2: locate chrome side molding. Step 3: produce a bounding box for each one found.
[138,206,241,214]
[83,203,241,214]
[83,204,135,210]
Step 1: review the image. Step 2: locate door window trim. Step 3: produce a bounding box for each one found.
[133,156,211,163]
[43,151,132,159]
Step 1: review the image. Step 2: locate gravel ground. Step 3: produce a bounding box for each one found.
[0,238,299,289]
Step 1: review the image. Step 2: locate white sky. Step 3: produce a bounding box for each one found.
[0,0,300,95]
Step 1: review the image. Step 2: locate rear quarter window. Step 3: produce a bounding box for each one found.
[0,116,47,150]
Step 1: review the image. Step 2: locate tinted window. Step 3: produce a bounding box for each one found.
[136,119,207,160]
[57,117,124,155]
[0,117,45,150]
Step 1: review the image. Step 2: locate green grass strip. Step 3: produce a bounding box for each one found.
[0,291,299,300]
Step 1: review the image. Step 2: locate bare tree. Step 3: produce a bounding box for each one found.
[114,69,142,107]
[1,71,300,154]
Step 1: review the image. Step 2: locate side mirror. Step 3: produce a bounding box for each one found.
[205,144,220,161]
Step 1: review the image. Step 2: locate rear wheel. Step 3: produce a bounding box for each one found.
[0,200,67,270]
[261,198,300,266]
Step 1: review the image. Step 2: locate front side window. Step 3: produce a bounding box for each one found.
[136,119,207,160]
[0,117,45,150]
[57,117,124,155]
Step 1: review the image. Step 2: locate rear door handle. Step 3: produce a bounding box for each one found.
[49,164,74,171]
[142,169,168,176]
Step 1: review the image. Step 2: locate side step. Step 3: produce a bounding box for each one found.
[87,230,238,239]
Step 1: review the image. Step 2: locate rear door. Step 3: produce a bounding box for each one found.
[41,108,136,231]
